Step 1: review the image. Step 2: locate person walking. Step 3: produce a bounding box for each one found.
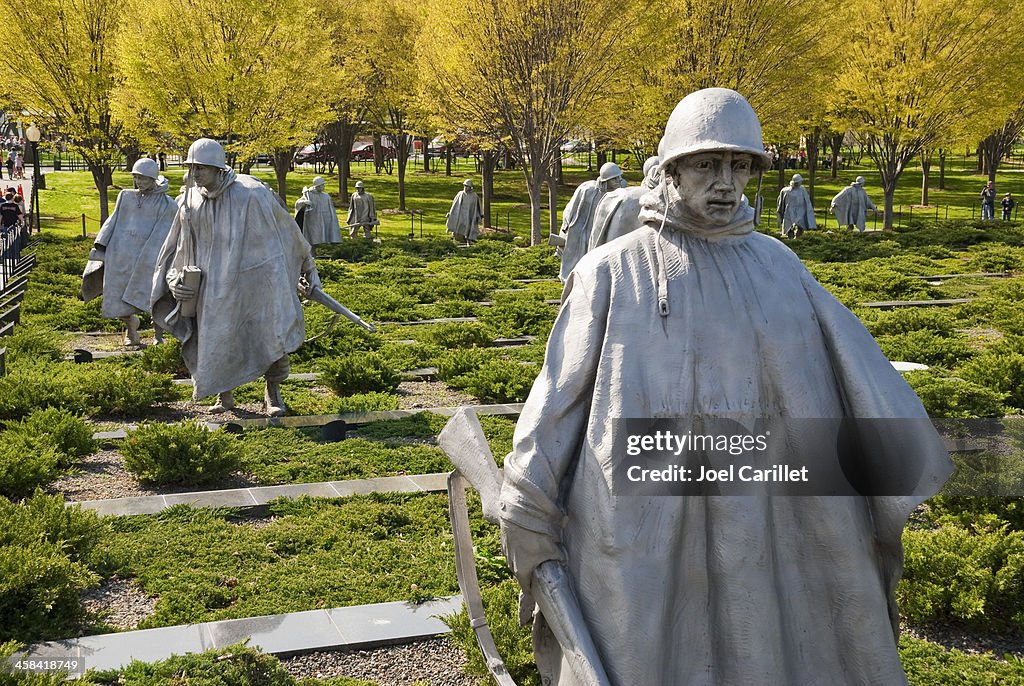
[13,153,24,180]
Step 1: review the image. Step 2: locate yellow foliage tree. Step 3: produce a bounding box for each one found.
[115,0,334,202]
[419,0,644,245]
[1,0,127,221]
[830,0,1020,227]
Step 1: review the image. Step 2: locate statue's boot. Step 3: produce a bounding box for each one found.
[264,381,286,417]
[123,315,142,347]
[154,324,165,345]
[210,391,235,413]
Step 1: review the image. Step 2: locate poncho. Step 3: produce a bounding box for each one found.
[777,183,816,232]
[831,183,878,232]
[588,185,645,250]
[499,188,951,685]
[557,180,603,281]
[347,191,378,226]
[92,179,177,318]
[294,187,341,245]
[445,189,483,240]
[151,172,315,399]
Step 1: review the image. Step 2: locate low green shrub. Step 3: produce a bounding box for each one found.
[875,330,975,368]
[0,360,176,420]
[136,338,188,377]
[2,324,67,365]
[447,359,538,403]
[421,321,492,349]
[478,293,557,337]
[333,392,401,413]
[122,422,242,486]
[435,347,499,381]
[867,308,957,337]
[89,643,375,685]
[0,492,106,642]
[900,635,1024,684]
[0,432,62,499]
[960,343,1024,410]
[8,408,97,464]
[899,515,1024,630]
[904,371,1005,418]
[445,578,540,686]
[318,352,402,396]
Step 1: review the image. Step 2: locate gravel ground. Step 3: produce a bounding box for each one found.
[80,576,157,631]
[282,638,477,686]
[48,448,259,502]
[902,620,1024,660]
[396,381,478,410]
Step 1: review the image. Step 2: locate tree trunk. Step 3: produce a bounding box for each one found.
[883,183,895,230]
[502,146,514,171]
[829,133,843,178]
[554,157,563,185]
[445,144,453,176]
[397,133,410,211]
[938,149,946,190]
[805,128,820,205]
[325,119,358,200]
[547,172,559,241]
[123,143,141,172]
[373,134,384,174]
[528,179,543,245]
[91,164,112,223]
[920,150,931,206]
[421,136,430,173]
[482,150,495,229]
[596,150,607,168]
[272,148,292,204]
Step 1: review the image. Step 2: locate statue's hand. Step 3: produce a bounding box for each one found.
[88,246,105,262]
[170,280,195,301]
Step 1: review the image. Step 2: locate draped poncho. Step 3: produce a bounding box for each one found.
[499,186,951,685]
[294,187,342,245]
[93,180,177,318]
[152,172,315,398]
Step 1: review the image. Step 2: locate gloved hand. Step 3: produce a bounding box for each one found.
[88,246,106,262]
[170,280,195,301]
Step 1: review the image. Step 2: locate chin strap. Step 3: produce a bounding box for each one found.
[753,171,764,227]
[655,176,671,317]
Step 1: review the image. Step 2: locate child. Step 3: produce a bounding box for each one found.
[1002,193,1016,221]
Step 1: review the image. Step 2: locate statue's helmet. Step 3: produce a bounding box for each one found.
[463,179,473,188]
[183,138,229,170]
[658,88,772,170]
[131,158,159,180]
[355,181,365,189]
[311,176,326,188]
[642,156,661,176]
[598,162,623,182]
[791,174,803,185]
[855,176,866,186]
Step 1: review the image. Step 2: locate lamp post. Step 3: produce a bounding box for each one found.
[25,124,41,233]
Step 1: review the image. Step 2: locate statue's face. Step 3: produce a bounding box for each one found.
[669,151,754,226]
[133,174,156,193]
[190,163,222,190]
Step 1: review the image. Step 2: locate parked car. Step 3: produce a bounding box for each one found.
[294,144,333,165]
[351,144,395,161]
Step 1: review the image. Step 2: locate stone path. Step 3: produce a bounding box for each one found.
[20,597,463,673]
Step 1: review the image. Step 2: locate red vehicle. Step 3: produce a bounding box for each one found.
[351,144,395,161]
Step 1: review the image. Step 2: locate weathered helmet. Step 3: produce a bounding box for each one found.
[598,162,623,182]
[183,138,229,170]
[131,158,159,180]
[355,181,365,189]
[658,88,772,170]
[642,156,660,176]
[791,174,803,185]
[311,176,326,188]
[855,176,866,186]
[463,179,473,188]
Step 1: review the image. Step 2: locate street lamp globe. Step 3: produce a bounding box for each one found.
[25,125,40,143]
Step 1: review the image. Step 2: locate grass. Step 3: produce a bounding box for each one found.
[100,494,461,628]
